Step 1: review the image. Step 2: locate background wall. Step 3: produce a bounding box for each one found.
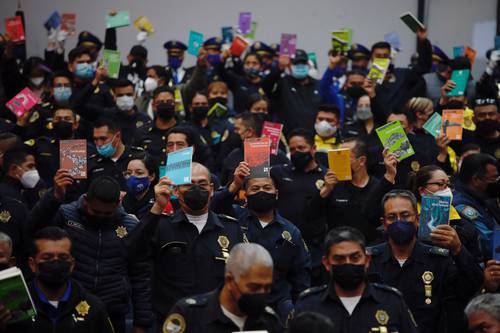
[0,0,496,78]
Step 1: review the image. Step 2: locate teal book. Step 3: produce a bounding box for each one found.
[163,147,193,185]
[422,112,442,138]
[105,11,130,29]
[418,195,452,242]
[453,45,464,58]
[0,267,36,323]
[447,69,470,97]
[102,49,121,79]
[222,26,233,44]
[375,121,415,161]
[188,30,204,56]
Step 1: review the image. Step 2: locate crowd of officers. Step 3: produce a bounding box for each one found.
[0,18,498,333]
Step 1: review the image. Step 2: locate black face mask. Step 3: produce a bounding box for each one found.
[0,262,10,271]
[234,281,268,317]
[183,185,209,211]
[476,119,499,137]
[330,264,366,291]
[156,103,176,121]
[442,101,464,110]
[346,85,367,100]
[291,151,313,170]
[486,180,499,199]
[191,106,209,121]
[53,121,74,139]
[246,191,277,213]
[209,97,227,108]
[37,260,71,290]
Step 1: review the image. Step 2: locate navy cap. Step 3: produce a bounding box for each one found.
[77,31,103,50]
[130,45,148,59]
[347,43,370,60]
[432,45,449,64]
[292,49,308,63]
[250,41,273,56]
[203,37,223,51]
[269,43,280,55]
[163,40,188,54]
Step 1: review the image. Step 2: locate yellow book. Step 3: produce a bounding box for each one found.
[328,149,352,181]
[133,16,154,34]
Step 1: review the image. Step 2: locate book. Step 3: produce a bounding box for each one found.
[163,147,193,185]
[230,35,249,57]
[60,140,87,179]
[495,36,500,50]
[400,11,425,33]
[61,13,76,36]
[238,12,252,34]
[105,11,130,29]
[367,58,391,84]
[133,16,154,34]
[261,121,283,156]
[442,109,464,140]
[245,21,257,40]
[375,121,415,161]
[6,87,39,118]
[464,46,477,67]
[446,69,469,97]
[102,49,121,79]
[384,31,401,51]
[207,102,228,118]
[308,52,317,67]
[174,88,184,113]
[331,29,352,53]
[328,148,352,181]
[493,227,500,261]
[244,137,270,179]
[187,30,204,56]
[279,33,297,57]
[422,112,442,138]
[44,11,61,31]
[222,26,234,44]
[0,267,36,323]
[418,195,452,242]
[453,45,464,58]
[5,17,25,43]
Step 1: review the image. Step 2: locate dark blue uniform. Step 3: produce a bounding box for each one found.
[134,124,174,167]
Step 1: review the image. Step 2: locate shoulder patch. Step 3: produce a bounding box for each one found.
[427,246,449,257]
[458,205,479,220]
[372,283,403,297]
[24,139,35,146]
[298,284,327,298]
[163,313,186,333]
[217,214,238,222]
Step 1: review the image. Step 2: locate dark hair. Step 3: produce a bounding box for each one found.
[32,227,72,256]
[50,70,73,87]
[0,132,21,145]
[287,312,335,333]
[371,41,391,54]
[317,104,340,118]
[148,65,168,81]
[112,78,134,91]
[93,117,120,134]
[246,93,269,112]
[53,106,76,120]
[68,46,92,63]
[22,56,51,79]
[127,154,159,186]
[390,108,414,124]
[87,176,120,203]
[287,128,314,147]
[460,143,481,156]
[324,226,366,256]
[167,126,199,147]
[235,112,264,137]
[153,86,175,100]
[3,149,30,172]
[346,69,367,78]
[459,153,498,184]
[381,189,418,214]
[130,45,148,59]
[408,165,445,201]
[243,52,262,64]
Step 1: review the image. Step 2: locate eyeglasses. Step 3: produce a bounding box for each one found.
[384,213,416,223]
[426,181,453,190]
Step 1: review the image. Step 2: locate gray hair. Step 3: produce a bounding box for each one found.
[225,243,273,281]
[381,189,418,213]
[465,293,500,321]
[0,232,13,256]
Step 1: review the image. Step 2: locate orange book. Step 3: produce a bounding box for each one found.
[441,109,464,140]
[244,137,270,178]
[60,140,87,179]
[464,46,477,68]
[328,149,352,181]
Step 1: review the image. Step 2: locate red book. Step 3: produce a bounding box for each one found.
[261,121,283,155]
[230,35,249,57]
[244,137,271,178]
[5,16,25,43]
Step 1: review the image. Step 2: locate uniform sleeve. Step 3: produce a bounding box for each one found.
[127,246,153,328]
[289,229,311,301]
[210,187,237,216]
[447,247,484,300]
[398,297,419,333]
[25,188,63,236]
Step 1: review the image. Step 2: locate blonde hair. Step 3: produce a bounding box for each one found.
[406,97,433,116]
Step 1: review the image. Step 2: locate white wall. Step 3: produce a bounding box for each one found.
[0,0,496,78]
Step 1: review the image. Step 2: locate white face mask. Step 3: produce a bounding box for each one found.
[116,95,135,111]
[144,77,158,93]
[30,77,45,87]
[431,187,453,200]
[314,120,337,138]
[20,169,40,189]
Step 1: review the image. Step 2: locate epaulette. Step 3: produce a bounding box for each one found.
[298,284,327,298]
[217,214,238,222]
[24,139,36,146]
[427,246,449,257]
[88,154,97,159]
[372,283,404,297]
[366,244,385,256]
[181,295,208,307]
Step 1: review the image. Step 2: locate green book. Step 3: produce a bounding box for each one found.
[245,21,257,40]
[331,29,352,53]
[367,58,391,84]
[0,267,36,323]
[400,12,425,33]
[376,121,415,161]
[447,69,470,97]
[207,103,228,118]
[102,49,121,79]
[422,112,442,138]
[105,11,130,29]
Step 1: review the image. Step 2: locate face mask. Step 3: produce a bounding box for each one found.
[126,176,150,196]
[244,67,260,78]
[116,95,135,111]
[234,281,267,317]
[53,87,72,103]
[357,107,373,120]
[246,191,277,213]
[30,76,45,87]
[442,101,464,110]
[346,86,366,99]
[291,64,309,79]
[182,185,209,211]
[486,180,499,199]
[330,264,366,291]
[168,56,182,69]
[476,119,499,137]
[37,260,71,290]
[432,187,453,199]
[0,262,10,271]
[75,63,95,79]
[156,103,176,121]
[144,77,158,93]
[191,106,209,121]
[97,137,117,158]
[315,120,337,138]
[209,97,227,108]
[53,121,74,140]
[387,220,416,245]
[207,54,221,66]
[20,169,40,189]
[291,151,313,170]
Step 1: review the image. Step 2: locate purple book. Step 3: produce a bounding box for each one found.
[279,33,297,56]
[238,12,252,34]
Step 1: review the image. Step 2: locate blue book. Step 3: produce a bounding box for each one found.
[493,227,500,261]
[162,147,193,185]
[222,26,233,44]
[418,195,452,242]
[44,11,61,31]
[188,31,204,56]
[495,36,500,50]
[453,46,464,58]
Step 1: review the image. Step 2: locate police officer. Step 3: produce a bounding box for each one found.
[203,37,224,82]
[164,40,194,87]
[368,189,484,333]
[295,226,418,333]
[0,188,27,271]
[347,43,370,73]
[136,163,243,330]
[164,243,283,333]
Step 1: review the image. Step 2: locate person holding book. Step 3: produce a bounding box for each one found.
[313,104,342,167]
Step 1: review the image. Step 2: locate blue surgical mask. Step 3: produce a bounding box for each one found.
[126,176,150,196]
[168,56,182,69]
[387,220,416,245]
[75,63,95,79]
[53,87,72,103]
[97,137,117,158]
[244,67,260,78]
[206,54,221,66]
[291,64,309,79]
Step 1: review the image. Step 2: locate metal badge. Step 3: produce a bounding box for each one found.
[163,313,186,333]
[75,300,90,317]
[0,211,11,223]
[422,271,434,284]
[217,235,229,250]
[115,226,128,239]
[375,310,389,325]
[282,231,292,241]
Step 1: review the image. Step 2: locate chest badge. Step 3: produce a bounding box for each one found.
[282,230,292,242]
[0,211,11,223]
[116,226,128,238]
[75,300,90,317]
[375,309,389,325]
[217,235,230,261]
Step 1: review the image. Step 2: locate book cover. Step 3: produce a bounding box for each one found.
[133,16,154,34]
[261,121,283,156]
[418,195,452,242]
[446,69,469,97]
[496,36,500,50]
[222,26,234,44]
[376,121,415,161]
[59,140,87,179]
[0,267,36,323]
[328,148,352,181]
[238,12,252,34]
[102,49,121,79]
[400,12,425,33]
[422,112,442,138]
[61,13,76,36]
[164,147,193,185]
[453,45,464,58]
[5,17,25,43]
[442,109,464,140]
[308,52,317,67]
[245,21,257,40]
[244,137,270,179]
[187,30,204,56]
[279,33,297,57]
[331,29,352,53]
[367,58,391,84]
[230,35,249,57]
[493,227,500,261]
[207,102,228,118]
[105,11,130,29]
[464,46,477,67]
[6,87,39,118]
[44,11,61,31]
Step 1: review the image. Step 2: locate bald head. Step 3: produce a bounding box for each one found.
[191,162,210,180]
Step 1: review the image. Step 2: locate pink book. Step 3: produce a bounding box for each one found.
[5,88,39,117]
[261,121,283,155]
